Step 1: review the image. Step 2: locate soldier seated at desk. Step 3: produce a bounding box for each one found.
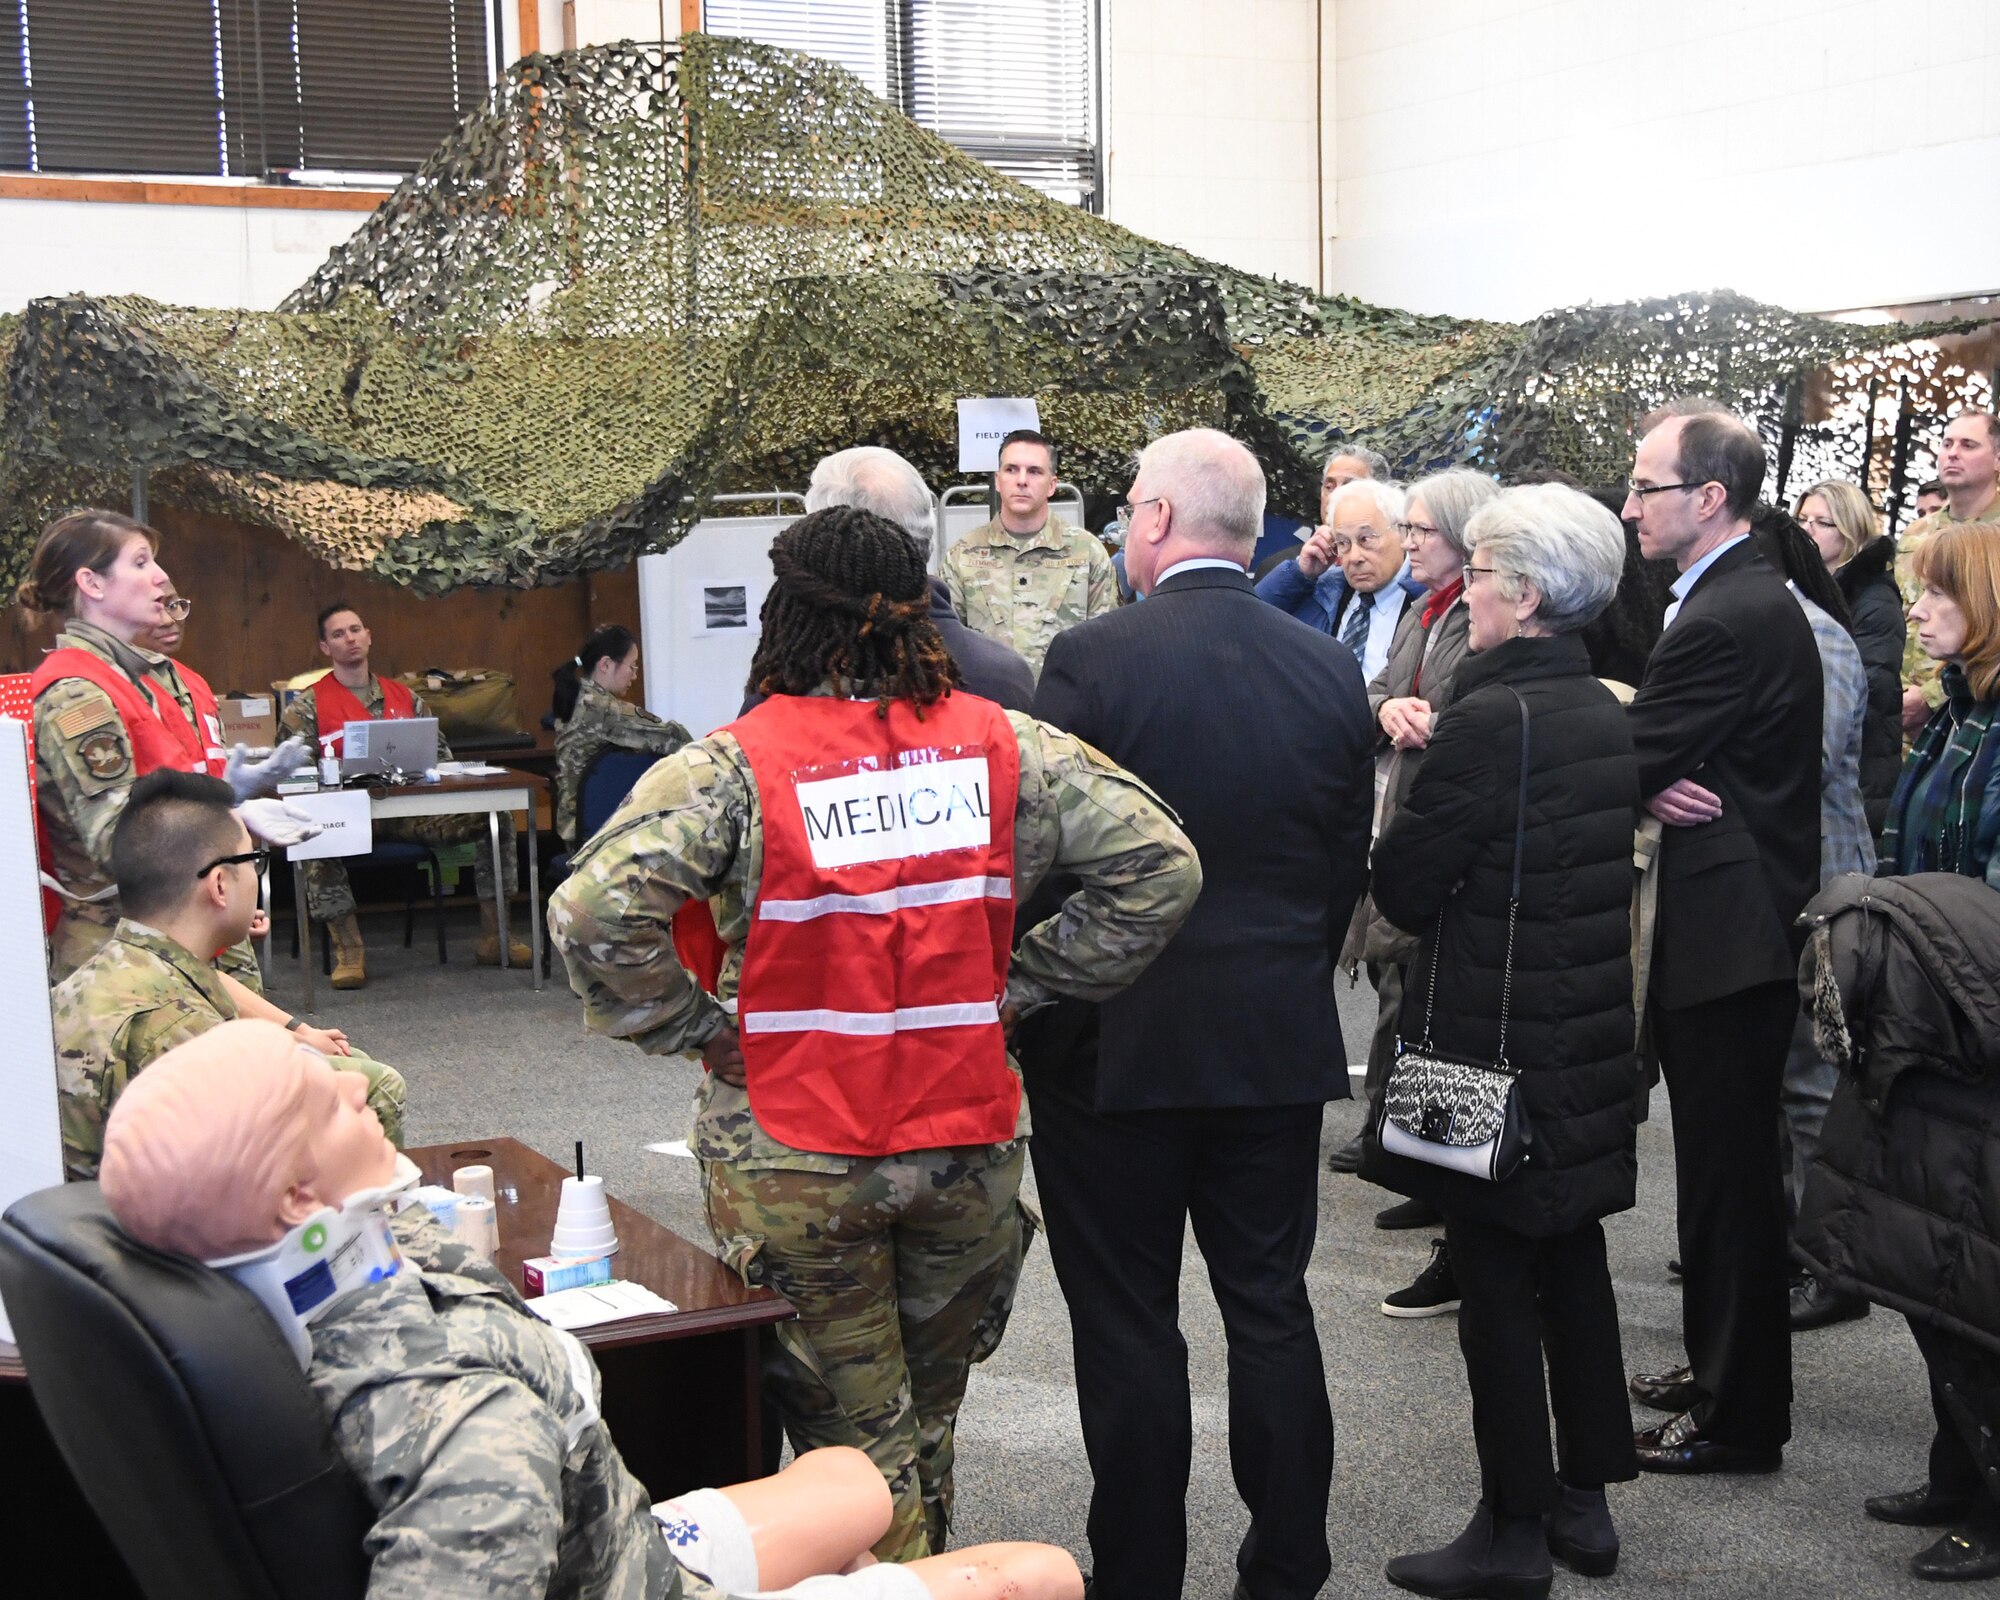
[53,770,406,1181]
[281,600,531,987]
[98,1020,1084,1600]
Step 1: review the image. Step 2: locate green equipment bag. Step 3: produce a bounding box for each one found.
[394,668,523,742]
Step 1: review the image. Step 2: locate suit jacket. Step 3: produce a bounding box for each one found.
[1629,540,1823,1009]
[1029,565,1374,1110]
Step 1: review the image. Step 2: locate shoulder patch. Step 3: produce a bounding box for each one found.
[54,700,118,740]
[79,732,132,782]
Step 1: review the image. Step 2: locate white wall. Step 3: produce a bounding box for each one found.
[1103,0,1332,290]
[0,198,370,314]
[1329,0,2000,320]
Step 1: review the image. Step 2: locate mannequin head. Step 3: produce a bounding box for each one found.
[101,1020,399,1260]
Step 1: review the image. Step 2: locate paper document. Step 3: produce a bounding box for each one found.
[528,1280,679,1330]
[434,761,512,776]
[645,1139,694,1159]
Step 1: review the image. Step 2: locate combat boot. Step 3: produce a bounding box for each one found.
[329,914,368,989]
[476,901,532,967]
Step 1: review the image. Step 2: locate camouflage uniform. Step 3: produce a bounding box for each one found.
[309,1207,710,1600]
[549,697,1200,1560]
[31,619,263,984]
[52,918,406,1180]
[554,679,691,846]
[280,674,519,918]
[1898,491,2000,710]
[941,515,1118,679]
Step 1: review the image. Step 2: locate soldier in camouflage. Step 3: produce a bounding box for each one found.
[98,1021,1086,1600]
[941,429,1118,679]
[551,507,1200,1562]
[52,772,405,1180]
[1899,411,2000,727]
[280,602,529,984]
[552,623,691,846]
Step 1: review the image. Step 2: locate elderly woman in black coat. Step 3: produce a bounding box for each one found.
[1361,484,1641,1600]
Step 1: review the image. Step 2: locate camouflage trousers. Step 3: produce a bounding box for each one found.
[49,909,261,994]
[344,1048,408,1147]
[701,1141,1034,1562]
[304,814,518,920]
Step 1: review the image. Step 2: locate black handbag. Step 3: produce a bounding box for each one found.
[1376,686,1534,1182]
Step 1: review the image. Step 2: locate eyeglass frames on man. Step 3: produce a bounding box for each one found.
[1332,529,1390,555]
[1114,496,1164,524]
[196,848,270,879]
[1626,480,1710,499]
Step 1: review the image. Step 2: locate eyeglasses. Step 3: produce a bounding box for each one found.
[1797,515,1841,535]
[1331,530,1390,554]
[162,597,192,621]
[1115,496,1164,523]
[1626,480,1709,499]
[196,848,270,879]
[1394,520,1442,540]
[1464,565,1500,585]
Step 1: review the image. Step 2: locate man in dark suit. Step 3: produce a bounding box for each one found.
[1621,403,1823,1474]
[1022,427,1374,1600]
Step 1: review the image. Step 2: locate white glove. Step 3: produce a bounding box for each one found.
[237,798,325,848]
[223,738,313,801]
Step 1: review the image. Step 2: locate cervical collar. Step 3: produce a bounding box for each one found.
[211,1152,424,1368]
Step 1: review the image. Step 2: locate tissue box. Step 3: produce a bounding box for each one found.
[522,1254,615,1297]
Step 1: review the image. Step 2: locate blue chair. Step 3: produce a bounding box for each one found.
[290,840,449,969]
[542,748,661,976]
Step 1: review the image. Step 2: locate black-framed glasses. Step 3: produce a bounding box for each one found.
[162,597,192,621]
[196,848,270,879]
[1626,480,1708,499]
[1115,496,1164,523]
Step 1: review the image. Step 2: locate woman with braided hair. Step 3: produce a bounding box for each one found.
[551,505,1202,1563]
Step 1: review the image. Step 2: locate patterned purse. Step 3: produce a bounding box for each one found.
[1377,687,1534,1183]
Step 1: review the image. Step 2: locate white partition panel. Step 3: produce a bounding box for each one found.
[0,718,62,1343]
[637,509,799,737]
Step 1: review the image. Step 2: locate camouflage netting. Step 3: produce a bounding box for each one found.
[0,35,1992,594]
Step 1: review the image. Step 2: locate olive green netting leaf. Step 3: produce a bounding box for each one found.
[0,34,1990,598]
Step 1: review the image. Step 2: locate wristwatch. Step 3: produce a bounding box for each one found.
[284,1016,304,1032]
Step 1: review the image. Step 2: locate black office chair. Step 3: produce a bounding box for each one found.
[0,1183,370,1600]
[285,840,449,969]
[541,747,661,977]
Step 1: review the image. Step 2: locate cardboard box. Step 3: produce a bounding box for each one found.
[521,1253,615,1297]
[216,694,278,748]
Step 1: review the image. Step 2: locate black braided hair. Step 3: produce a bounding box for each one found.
[748,506,961,716]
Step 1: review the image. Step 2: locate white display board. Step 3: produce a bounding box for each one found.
[0,718,62,1343]
[637,511,797,736]
[937,485,1087,566]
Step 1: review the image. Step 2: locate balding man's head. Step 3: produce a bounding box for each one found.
[806,447,936,557]
[1133,429,1267,557]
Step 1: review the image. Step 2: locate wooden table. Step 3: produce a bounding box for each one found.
[0,1137,791,1592]
[288,770,547,1008]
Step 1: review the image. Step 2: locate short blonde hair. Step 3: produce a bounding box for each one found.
[1912,521,2000,702]
[1795,480,1879,567]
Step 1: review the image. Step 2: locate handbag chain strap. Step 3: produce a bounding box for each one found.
[1415,685,1532,1068]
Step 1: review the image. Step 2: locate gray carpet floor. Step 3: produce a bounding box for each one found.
[263,907,1951,1598]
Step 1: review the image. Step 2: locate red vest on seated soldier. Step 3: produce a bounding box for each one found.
[30,648,227,928]
[312,673,417,758]
[728,691,1022,1156]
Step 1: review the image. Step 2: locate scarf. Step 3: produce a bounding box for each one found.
[1420,576,1464,630]
[1881,664,2000,878]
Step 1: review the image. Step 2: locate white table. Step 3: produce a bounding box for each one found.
[286,772,546,1008]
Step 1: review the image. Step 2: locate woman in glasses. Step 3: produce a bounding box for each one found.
[1795,480,1905,830]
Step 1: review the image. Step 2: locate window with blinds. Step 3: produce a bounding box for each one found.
[2,0,499,179]
[706,0,1101,208]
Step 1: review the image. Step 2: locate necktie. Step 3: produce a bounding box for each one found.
[1338,593,1371,655]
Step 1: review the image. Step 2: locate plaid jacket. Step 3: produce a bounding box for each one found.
[1798,592,1876,883]
[1880,664,2000,886]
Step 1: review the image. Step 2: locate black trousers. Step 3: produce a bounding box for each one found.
[1909,1318,2000,1512]
[1651,979,1797,1449]
[1443,1213,1638,1517]
[1025,1053,1333,1600]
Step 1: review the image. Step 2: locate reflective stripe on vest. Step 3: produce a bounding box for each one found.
[728,691,1021,1157]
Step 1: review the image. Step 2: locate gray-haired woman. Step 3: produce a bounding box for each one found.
[1361,484,1642,1598]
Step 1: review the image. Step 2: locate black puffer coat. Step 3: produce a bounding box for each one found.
[1360,634,1641,1236]
[1796,872,2000,1355]
[1835,537,1907,832]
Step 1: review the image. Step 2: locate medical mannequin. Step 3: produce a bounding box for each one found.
[99,1021,1083,1600]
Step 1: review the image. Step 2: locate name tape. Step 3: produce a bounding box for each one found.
[795,757,992,869]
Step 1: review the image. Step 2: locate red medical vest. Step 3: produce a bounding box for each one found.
[29,648,226,929]
[728,691,1022,1156]
[311,674,416,758]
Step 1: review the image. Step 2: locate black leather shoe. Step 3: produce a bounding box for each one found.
[1628,1363,1708,1413]
[1867,1483,1976,1528]
[1545,1483,1618,1577]
[1667,1257,1683,1278]
[1790,1271,1870,1331]
[1326,1134,1365,1175]
[1911,1519,2000,1582]
[1377,1197,1443,1230]
[1634,1411,1781,1475]
[1386,1503,1552,1599]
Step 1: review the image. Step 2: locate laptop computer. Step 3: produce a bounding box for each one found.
[340,717,440,779]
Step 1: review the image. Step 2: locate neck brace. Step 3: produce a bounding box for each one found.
[210,1153,423,1368]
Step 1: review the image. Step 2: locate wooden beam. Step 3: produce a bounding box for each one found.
[518,0,540,55]
[0,174,387,211]
[681,0,700,32]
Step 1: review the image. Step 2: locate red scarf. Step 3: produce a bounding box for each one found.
[1420,576,1464,630]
